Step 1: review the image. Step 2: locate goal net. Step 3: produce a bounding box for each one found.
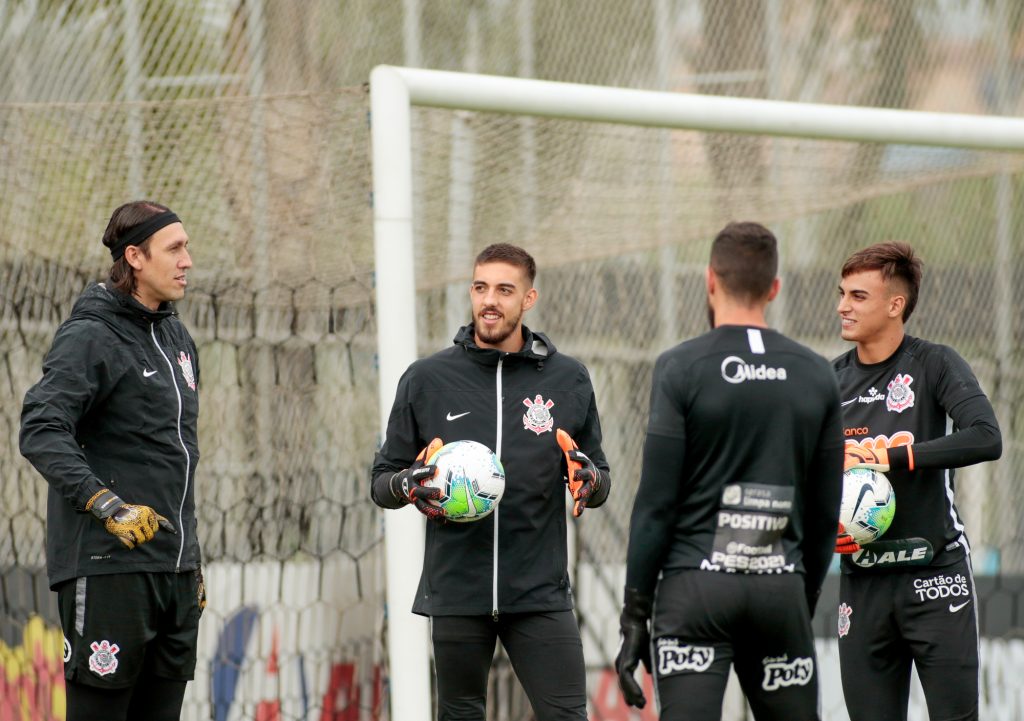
[2,70,1023,721]
[377,68,1024,721]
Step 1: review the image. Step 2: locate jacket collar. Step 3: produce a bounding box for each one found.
[453,323,555,369]
[70,282,177,330]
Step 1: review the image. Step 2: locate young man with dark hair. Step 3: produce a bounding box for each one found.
[371,242,611,721]
[21,201,203,721]
[833,241,1001,721]
[616,221,844,720]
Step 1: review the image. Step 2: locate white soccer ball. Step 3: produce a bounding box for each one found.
[839,467,896,545]
[424,440,505,523]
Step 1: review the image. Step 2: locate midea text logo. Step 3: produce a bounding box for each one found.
[720,356,788,384]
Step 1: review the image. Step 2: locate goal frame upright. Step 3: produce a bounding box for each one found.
[369,64,1024,721]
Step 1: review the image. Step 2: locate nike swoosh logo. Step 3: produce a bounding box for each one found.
[143,369,158,377]
[850,483,870,520]
[446,411,470,421]
[841,398,857,407]
[949,600,971,613]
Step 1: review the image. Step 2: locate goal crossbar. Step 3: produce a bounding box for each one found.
[369,65,1024,721]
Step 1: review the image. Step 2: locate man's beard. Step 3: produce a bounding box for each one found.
[474,309,522,346]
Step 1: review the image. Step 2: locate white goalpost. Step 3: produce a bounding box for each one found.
[370,65,1024,721]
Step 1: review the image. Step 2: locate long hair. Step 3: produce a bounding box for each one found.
[102,201,171,296]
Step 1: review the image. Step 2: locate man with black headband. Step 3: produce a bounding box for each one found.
[21,201,203,721]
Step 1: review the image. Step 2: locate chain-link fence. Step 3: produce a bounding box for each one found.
[2,2,1023,720]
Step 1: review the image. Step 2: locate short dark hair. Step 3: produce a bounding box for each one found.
[474,243,537,285]
[841,242,923,322]
[709,221,778,304]
[102,201,171,296]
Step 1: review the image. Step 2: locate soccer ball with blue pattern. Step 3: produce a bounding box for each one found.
[425,440,505,523]
[840,467,896,545]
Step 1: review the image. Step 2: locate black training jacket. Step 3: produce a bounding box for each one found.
[20,283,201,589]
[371,324,610,618]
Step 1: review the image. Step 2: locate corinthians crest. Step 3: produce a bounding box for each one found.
[522,394,554,435]
[886,373,915,413]
[177,351,196,391]
[837,603,853,638]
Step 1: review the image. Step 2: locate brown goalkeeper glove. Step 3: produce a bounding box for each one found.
[86,489,176,550]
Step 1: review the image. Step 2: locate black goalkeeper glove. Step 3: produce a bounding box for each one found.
[389,438,446,523]
[567,449,601,516]
[556,429,602,517]
[615,587,653,709]
[85,488,176,550]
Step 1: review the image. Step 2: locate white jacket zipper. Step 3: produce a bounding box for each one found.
[493,356,504,621]
[151,323,191,572]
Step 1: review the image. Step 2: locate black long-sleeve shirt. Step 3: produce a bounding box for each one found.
[833,335,1001,572]
[625,325,844,605]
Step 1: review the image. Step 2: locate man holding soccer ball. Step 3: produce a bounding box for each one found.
[371,243,611,721]
[616,222,845,720]
[833,242,1001,721]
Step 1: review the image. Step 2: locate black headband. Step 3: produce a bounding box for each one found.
[109,211,181,261]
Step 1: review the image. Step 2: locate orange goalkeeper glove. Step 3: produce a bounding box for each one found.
[835,522,861,554]
[556,429,601,518]
[844,445,890,473]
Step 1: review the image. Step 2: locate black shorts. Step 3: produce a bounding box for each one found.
[838,556,979,721]
[57,571,203,689]
[652,570,819,721]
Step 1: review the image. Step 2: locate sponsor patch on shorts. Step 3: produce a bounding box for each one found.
[913,571,970,604]
[761,655,814,691]
[655,637,715,677]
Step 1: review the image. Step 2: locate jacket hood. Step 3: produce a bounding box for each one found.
[453,323,556,369]
[70,282,177,330]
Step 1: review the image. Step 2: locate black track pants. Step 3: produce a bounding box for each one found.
[431,610,587,721]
